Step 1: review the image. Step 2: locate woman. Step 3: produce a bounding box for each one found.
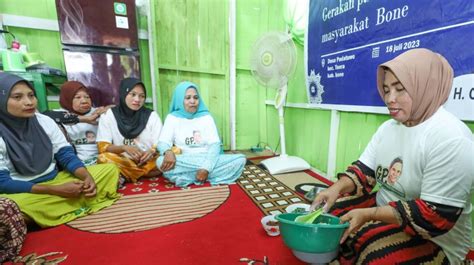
[0,72,120,228]
[157,81,245,188]
[310,48,474,264]
[96,78,162,183]
[54,81,112,165]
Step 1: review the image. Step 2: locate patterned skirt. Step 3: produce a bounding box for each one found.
[330,192,450,265]
[0,198,27,262]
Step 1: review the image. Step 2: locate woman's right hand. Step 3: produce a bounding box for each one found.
[310,176,355,212]
[310,186,340,212]
[160,150,176,172]
[52,180,84,198]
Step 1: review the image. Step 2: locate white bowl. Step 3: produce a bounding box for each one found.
[261,215,280,236]
[285,203,311,214]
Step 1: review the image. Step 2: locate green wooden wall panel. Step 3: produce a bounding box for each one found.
[236,0,271,70]
[286,44,308,103]
[283,107,331,171]
[5,26,65,71]
[235,70,268,149]
[0,0,58,19]
[335,112,390,173]
[138,39,152,97]
[155,0,227,73]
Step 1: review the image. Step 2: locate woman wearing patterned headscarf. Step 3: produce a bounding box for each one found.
[309,48,473,264]
[96,78,162,183]
[0,72,120,229]
[157,81,246,188]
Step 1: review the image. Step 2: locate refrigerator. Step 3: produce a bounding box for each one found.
[56,0,140,106]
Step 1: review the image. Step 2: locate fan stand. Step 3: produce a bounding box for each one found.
[260,85,311,175]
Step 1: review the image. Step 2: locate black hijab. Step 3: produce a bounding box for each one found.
[0,73,52,175]
[111,78,152,139]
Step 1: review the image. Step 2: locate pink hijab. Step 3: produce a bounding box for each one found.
[377,48,453,126]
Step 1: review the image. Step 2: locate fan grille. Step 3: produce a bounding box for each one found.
[250,32,297,88]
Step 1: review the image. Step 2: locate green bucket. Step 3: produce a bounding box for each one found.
[276,213,349,253]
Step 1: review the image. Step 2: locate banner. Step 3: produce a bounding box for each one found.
[306,0,474,120]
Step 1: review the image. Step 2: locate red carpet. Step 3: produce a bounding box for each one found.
[8,181,305,265]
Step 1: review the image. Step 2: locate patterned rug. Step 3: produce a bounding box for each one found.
[68,186,230,233]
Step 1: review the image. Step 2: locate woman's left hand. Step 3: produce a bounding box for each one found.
[82,175,97,198]
[339,208,373,243]
[196,169,209,183]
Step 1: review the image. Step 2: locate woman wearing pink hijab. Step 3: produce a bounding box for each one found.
[310,48,474,264]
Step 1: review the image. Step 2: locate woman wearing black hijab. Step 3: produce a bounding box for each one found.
[96,78,162,183]
[0,72,120,228]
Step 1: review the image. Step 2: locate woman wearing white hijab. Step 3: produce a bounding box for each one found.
[310,49,474,264]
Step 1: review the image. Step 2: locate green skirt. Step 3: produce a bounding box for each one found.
[1,164,121,227]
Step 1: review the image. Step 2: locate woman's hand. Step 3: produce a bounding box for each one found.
[310,176,356,212]
[138,149,156,167]
[52,180,85,198]
[310,185,340,212]
[196,169,209,183]
[123,145,144,163]
[81,175,97,198]
[80,113,99,125]
[160,150,176,172]
[339,208,374,243]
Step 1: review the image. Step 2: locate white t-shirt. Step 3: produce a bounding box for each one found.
[359,107,474,263]
[0,113,70,181]
[158,114,220,154]
[56,107,99,161]
[96,109,162,152]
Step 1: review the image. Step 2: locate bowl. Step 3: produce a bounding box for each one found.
[276,213,349,263]
[261,215,280,236]
[285,203,310,214]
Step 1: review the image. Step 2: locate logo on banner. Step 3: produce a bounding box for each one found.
[308,70,324,104]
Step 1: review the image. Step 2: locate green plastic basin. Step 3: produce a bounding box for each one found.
[276,213,349,253]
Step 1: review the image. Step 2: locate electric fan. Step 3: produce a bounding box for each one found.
[249,31,310,174]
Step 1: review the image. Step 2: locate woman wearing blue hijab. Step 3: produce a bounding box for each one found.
[157,81,245,187]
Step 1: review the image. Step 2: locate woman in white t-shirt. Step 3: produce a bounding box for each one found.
[309,49,474,264]
[54,81,112,165]
[157,81,245,188]
[96,78,162,183]
[0,73,120,229]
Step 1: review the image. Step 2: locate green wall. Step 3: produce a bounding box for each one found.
[2,0,473,177]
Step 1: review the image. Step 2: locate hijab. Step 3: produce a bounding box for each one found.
[169,81,210,119]
[111,78,152,139]
[0,72,52,175]
[377,48,453,126]
[59,81,89,114]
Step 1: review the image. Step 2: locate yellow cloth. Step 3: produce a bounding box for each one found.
[1,164,120,228]
[97,142,158,182]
